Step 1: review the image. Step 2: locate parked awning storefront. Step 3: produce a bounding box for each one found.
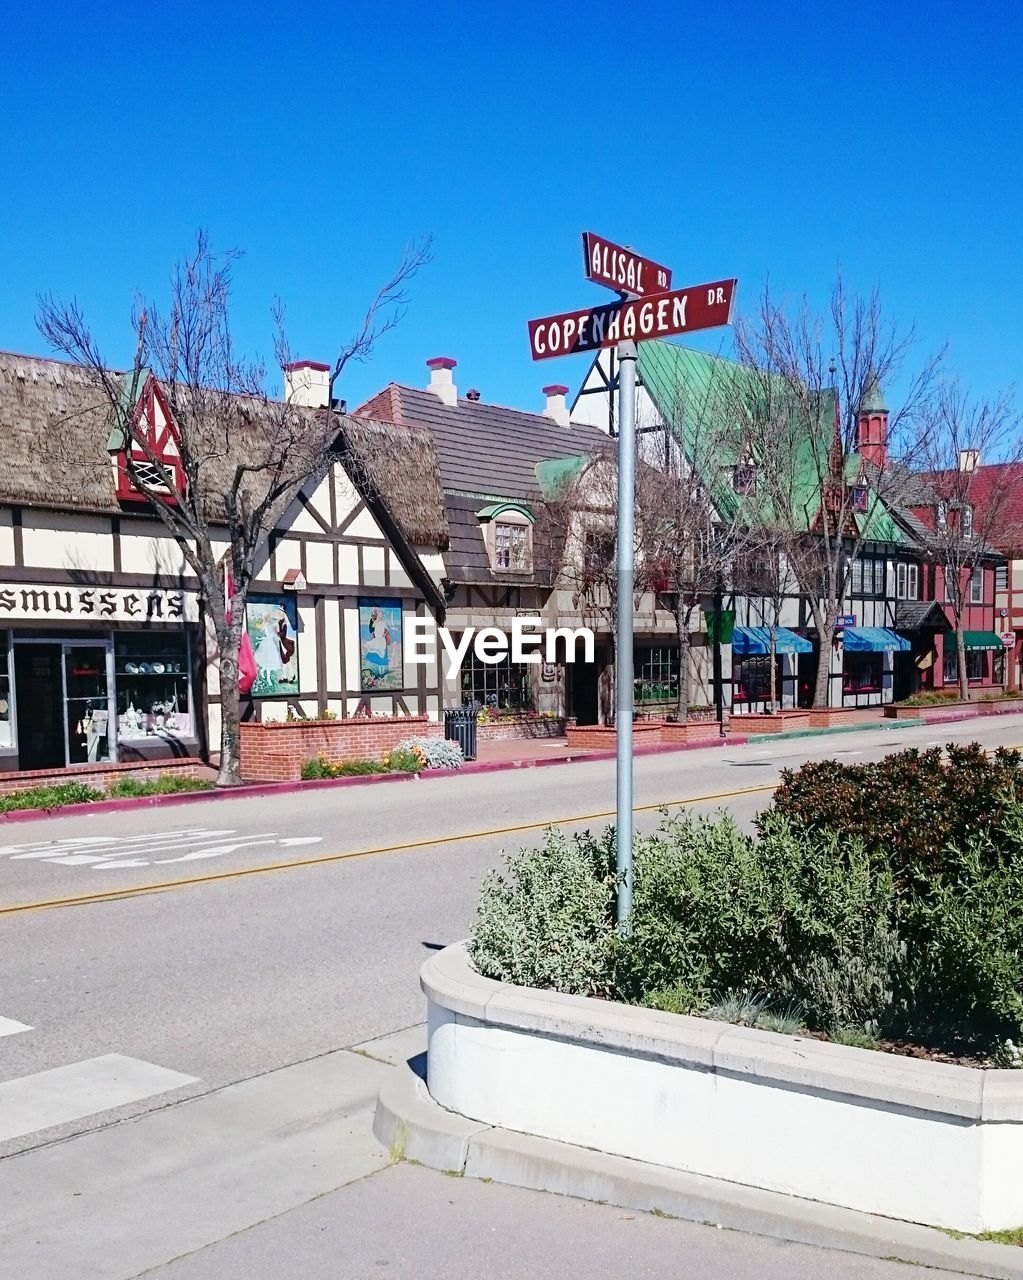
[963,631,1003,651]
[731,626,813,656]
[841,627,911,652]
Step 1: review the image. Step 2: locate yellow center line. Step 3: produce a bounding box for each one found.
[0,781,778,918]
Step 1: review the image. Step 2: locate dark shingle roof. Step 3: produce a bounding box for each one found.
[896,600,950,631]
[359,383,608,500]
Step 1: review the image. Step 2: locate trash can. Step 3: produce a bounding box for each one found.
[444,707,478,761]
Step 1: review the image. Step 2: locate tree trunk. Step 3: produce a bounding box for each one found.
[769,632,778,711]
[957,627,969,703]
[674,598,691,722]
[813,621,834,708]
[216,610,246,787]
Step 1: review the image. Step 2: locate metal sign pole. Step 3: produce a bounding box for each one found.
[615,339,637,930]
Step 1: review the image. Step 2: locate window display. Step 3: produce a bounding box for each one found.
[115,634,191,738]
[0,636,10,748]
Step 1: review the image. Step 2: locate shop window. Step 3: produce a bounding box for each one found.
[896,563,919,600]
[994,649,1006,683]
[460,648,531,711]
[843,652,883,694]
[943,647,958,685]
[967,649,986,682]
[494,520,530,571]
[0,637,11,748]
[115,634,192,739]
[733,655,780,703]
[635,646,679,705]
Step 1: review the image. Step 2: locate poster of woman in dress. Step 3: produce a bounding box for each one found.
[359,598,403,691]
[245,596,299,695]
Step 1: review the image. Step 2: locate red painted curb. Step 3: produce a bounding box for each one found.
[0,735,749,824]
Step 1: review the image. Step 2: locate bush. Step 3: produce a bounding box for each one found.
[385,744,426,773]
[300,754,388,779]
[768,744,1023,880]
[395,736,463,770]
[469,791,1023,1057]
[105,774,214,797]
[470,827,617,996]
[0,782,103,812]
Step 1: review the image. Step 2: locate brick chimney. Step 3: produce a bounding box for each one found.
[283,360,330,409]
[543,384,570,427]
[426,357,457,406]
[855,369,889,467]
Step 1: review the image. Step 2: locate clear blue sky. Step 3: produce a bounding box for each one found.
[2,1,1020,415]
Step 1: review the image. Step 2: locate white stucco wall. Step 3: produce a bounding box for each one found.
[424,944,1023,1234]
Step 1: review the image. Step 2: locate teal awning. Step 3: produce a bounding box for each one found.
[842,626,911,652]
[963,630,1002,651]
[732,626,812,656]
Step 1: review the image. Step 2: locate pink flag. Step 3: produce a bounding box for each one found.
[225,564,257,696]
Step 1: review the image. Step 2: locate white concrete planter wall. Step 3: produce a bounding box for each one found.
[423,944,1023,1233]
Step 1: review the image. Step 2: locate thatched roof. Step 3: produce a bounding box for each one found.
[0,350,447,547]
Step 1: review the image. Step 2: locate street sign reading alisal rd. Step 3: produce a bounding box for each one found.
[582,231,672,297]
[527,278,737,361]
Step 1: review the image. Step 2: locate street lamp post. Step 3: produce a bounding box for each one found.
[615,339,637,931]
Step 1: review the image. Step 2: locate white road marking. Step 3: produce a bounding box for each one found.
[0,1054,197,1142]
[2,829,323,875]
[0,1017,32,1038]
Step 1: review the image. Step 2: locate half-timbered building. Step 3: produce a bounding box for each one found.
[0,351,447,776]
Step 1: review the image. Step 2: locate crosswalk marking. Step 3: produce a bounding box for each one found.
[0,1017,32,1038]
[0,1054,198,1143]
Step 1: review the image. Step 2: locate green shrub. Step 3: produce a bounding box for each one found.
[386,745,425,773]
[105,774,214,797]
[767,744,1023,880]
[0,782,102,812]
[300,754,388,779]
[470,827,617,997]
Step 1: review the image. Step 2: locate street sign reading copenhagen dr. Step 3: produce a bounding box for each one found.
[582,231,672,297]
[527,278,737,361]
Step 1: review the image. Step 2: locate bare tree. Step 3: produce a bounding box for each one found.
[537,447,660,724]
[914,381,1023,700]
[38,231,430,785]
[733,277,942,707]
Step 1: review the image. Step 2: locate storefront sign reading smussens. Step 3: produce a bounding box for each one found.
[0,584,199,623]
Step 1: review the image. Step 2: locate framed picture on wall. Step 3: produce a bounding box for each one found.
[359,598,403,691]
[246,595,299,696]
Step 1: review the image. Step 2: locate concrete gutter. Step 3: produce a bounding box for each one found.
[374,1065,1023,1280]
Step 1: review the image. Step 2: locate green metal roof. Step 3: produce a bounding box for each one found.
[534,454,589,497]
[105,369,150,452]
[636,341,910,545]
[475,500,534,523]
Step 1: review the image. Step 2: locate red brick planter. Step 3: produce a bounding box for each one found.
[659,719,722,744]
[239,715,441,782]
[565,721,664,750]
[808,707,885,729]
[729,710,810,735]
[884,699,1023,722]
[0,757,203,797]
[477,716,575,742]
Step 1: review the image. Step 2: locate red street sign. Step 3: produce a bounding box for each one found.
[527,279,737,361]
[582,232,672,297]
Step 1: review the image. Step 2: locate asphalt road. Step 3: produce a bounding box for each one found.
[2,717,1019,1278]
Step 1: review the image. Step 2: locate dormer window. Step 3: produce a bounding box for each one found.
[495,521,529,570]
[732,463,756,495]
[476,502,534,574]
[107,373,185,505]
[851,485,869,513]
[962,504,974,537]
